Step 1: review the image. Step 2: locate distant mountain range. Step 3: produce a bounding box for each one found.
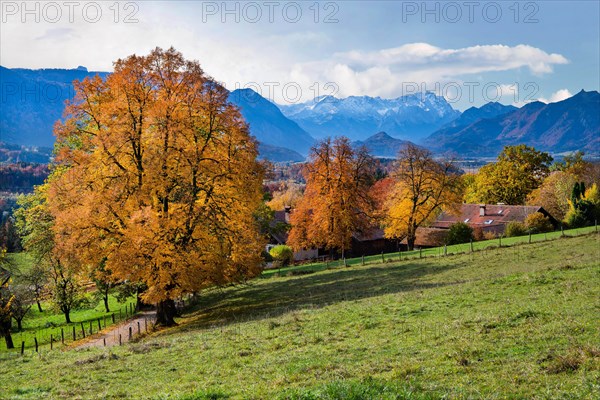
[0,67,313,162]
[353,132,413,158]
[228,89,314,156]
[424,90,600,156]
[1,66,599,161]
[0,66,110,147]
[279,92,460,141]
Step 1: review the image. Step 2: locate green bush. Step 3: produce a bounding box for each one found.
[269,245,294,267]
[446,222,474,245]
[505,221,527,237]
[564,208,588,228]
[524,212,554,233]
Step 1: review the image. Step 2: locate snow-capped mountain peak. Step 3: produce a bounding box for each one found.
[278,92,460,141]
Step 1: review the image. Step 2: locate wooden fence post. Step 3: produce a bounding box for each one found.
[34,337,38,353]
[529,232,532,244]
[61,328,64,344]
[145,318,148,333]
[381,251,384,263]
[72,326,76,341]
[443,245,447,256]
[20,341,25,355]
[361,255,365,266]
[128,327,132,341]
[112,313,115,324]
[81,322,85,338]
[50,335,53,350]
[419,247,422,259]
[98,319,102,331]
[103,338,106,347]
[137,321,141,335]
[470,240,473,253]
[119,334,122,346]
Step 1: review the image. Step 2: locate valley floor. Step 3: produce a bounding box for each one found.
[1,234,599,399]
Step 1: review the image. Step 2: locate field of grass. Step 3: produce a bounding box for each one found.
[1,295,137,355]
[3,253,136,354]
[1,233,599,399]
[262,225,598,276]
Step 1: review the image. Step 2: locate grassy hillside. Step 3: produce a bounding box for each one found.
[1,234,599,399]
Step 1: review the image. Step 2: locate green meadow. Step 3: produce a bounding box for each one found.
[0,233,598,399]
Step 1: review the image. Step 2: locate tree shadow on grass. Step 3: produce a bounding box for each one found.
[167,258,468,335]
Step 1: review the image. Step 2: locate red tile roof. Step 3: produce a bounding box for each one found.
[432,204,550,229]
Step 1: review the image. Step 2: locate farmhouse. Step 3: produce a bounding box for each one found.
[406,204,558,247]
[268,208,397,260]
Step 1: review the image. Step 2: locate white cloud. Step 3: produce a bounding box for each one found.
[287,43,569,101]
[537,89,573,103]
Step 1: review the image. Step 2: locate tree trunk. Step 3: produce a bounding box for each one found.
[4,333,14,349]
[36,301,43,313]
[103,296,110,313]
[136,288,152,311]
[407,235,416,251]
[155,299,177,326]
[64,309,71,324]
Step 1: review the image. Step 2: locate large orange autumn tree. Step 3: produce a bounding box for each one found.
[287,137,375,258]
[48,47,265,325]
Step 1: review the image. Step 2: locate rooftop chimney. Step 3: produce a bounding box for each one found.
[479,205,486,217]
[284,206,292,223]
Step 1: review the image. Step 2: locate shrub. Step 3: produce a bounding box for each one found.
[524,212,554,233]
[563,207,588,228]
[261,250,273,263]
[505,221,527,237]
[472,227,485,241]
[269,245,294,268]
[446,222,474,245]
[483,230,497,240]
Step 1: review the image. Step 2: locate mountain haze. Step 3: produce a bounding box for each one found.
[424,90,600,156]
[0,66,109,147]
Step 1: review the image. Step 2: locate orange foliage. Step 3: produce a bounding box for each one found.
[287,137,375,255]
[47,48,265,312]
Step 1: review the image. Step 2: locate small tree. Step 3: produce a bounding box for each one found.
[505,222,527,237]
[9,285,33,331]
[446,222,474,245]
[524,213,554,233]
[49,262,82,324]
[90,259,114,313]
[269,245,294,269]
[21,264,48,312]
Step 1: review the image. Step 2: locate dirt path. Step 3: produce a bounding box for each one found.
[74,310,156,349]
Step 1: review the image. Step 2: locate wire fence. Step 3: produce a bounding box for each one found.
[0,302,140,360]
[263,225,599,276]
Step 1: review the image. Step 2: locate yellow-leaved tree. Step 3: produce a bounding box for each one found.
[48,47,265,325]
[287,137,375,258]
[383,144,463,250]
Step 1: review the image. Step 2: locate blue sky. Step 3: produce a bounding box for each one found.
[1,1,598,109]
